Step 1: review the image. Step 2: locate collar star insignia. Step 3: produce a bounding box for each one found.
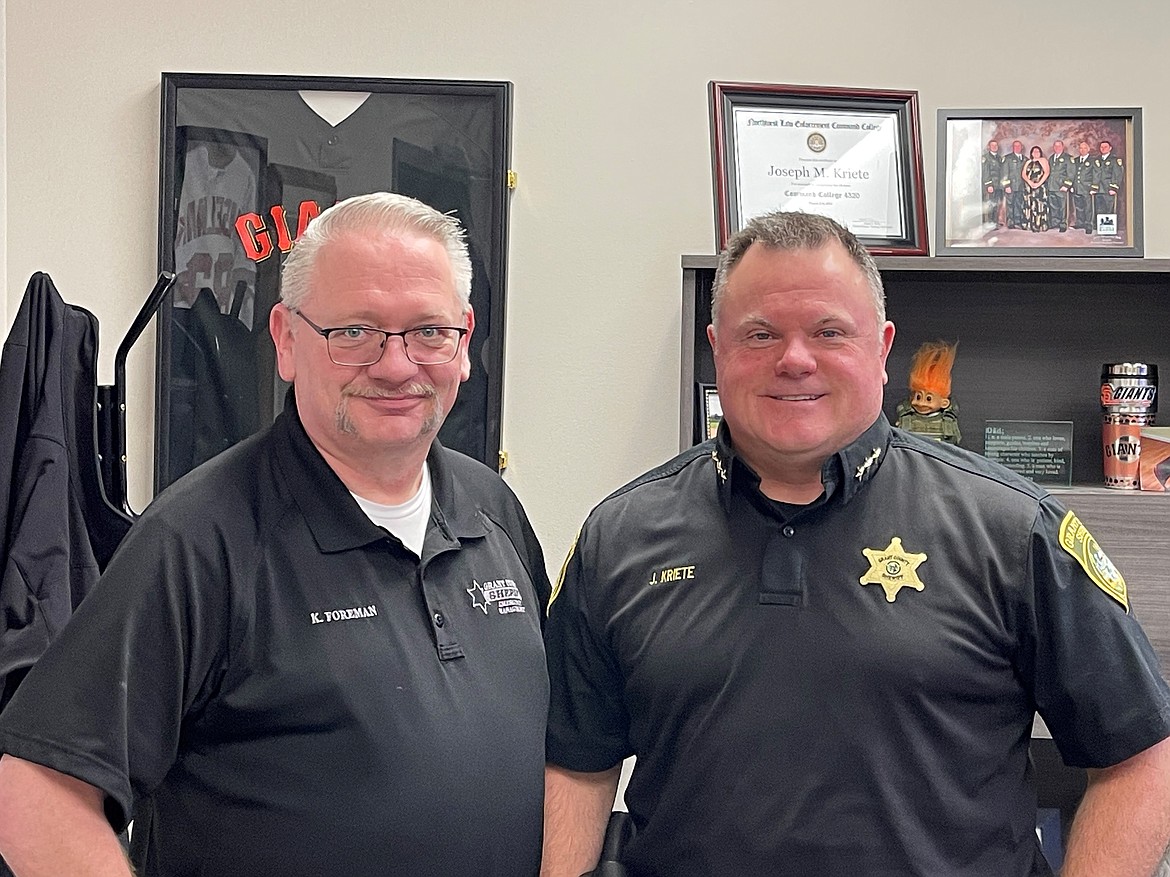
[711,449,728,482]
[855,447,881,481]
[860,537,927,602]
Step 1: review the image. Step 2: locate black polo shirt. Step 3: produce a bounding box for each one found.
[0,400,550,877]
[546,416,1170,877]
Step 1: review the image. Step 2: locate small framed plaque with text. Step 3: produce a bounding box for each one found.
[984,420,1074,487]
[709,81,929,254]
[697,383,723,443]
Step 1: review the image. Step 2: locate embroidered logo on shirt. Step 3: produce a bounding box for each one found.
[1057,510,1128,612]
[467,579,527,615]
[647,565,696,587]
[310,604,378,624]
[860,537,927,602]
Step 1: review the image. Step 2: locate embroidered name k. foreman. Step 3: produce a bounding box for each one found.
[310,604,379,625]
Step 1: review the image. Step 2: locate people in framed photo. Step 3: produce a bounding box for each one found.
[936,108,1142,257]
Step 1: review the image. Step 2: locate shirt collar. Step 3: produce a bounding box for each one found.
[711,415,892,514]
[425,435,490,542]
[273,388,487,553]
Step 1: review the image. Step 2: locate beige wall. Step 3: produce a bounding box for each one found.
[3,0,1170,567]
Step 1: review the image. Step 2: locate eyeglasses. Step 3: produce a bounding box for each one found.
[291,308,468,366]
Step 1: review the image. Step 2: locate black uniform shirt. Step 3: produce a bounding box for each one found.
[546,416,1170,877]
[0,400,551,877]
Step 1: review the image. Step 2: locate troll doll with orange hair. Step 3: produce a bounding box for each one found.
[895,340,961,445]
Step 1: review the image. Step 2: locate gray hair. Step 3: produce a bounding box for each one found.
[711,211,886,328]
[280,191,472,311]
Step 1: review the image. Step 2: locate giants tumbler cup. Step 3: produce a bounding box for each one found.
[1101,362,1158,489]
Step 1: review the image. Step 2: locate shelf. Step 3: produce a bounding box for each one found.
[1050,485,1170,497]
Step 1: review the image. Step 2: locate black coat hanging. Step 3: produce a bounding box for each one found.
[0,271,173,711]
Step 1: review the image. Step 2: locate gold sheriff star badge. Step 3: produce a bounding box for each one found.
[860,537,928,603]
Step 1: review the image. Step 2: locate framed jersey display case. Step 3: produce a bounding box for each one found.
[156,72,513,492]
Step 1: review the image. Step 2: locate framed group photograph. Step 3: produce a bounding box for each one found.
[936,107,1143,256]
[156,73,513,492]
[708,82,929,255]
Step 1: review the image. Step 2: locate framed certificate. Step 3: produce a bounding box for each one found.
[709,82,928,255]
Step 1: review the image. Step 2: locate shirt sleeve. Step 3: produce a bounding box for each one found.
[495,482,553,621]
[0,510,231,830]
[544,519,632,772]
[1023,497,1170,768]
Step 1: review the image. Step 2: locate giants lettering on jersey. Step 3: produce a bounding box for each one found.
[235,200,324,262]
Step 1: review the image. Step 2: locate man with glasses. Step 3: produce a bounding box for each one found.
[0,192,551,877]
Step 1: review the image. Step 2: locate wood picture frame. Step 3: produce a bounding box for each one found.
[709,81,929,255]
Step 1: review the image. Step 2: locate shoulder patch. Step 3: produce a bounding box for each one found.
[547,529,580,615]
[1057,510,1128,612]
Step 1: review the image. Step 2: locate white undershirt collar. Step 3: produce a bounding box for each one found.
[350,462,432,557]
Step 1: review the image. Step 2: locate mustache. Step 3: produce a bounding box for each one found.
[343,383,438,401]
[334,382,443,437]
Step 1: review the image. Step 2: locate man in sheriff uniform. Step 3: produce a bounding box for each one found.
[1091,139,1125,235]
[1072,140,1097,233]
[1000,139,1027,229]
[541,211,1170,877]
[1045,139,1076,232]
[981,139,1004,228]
